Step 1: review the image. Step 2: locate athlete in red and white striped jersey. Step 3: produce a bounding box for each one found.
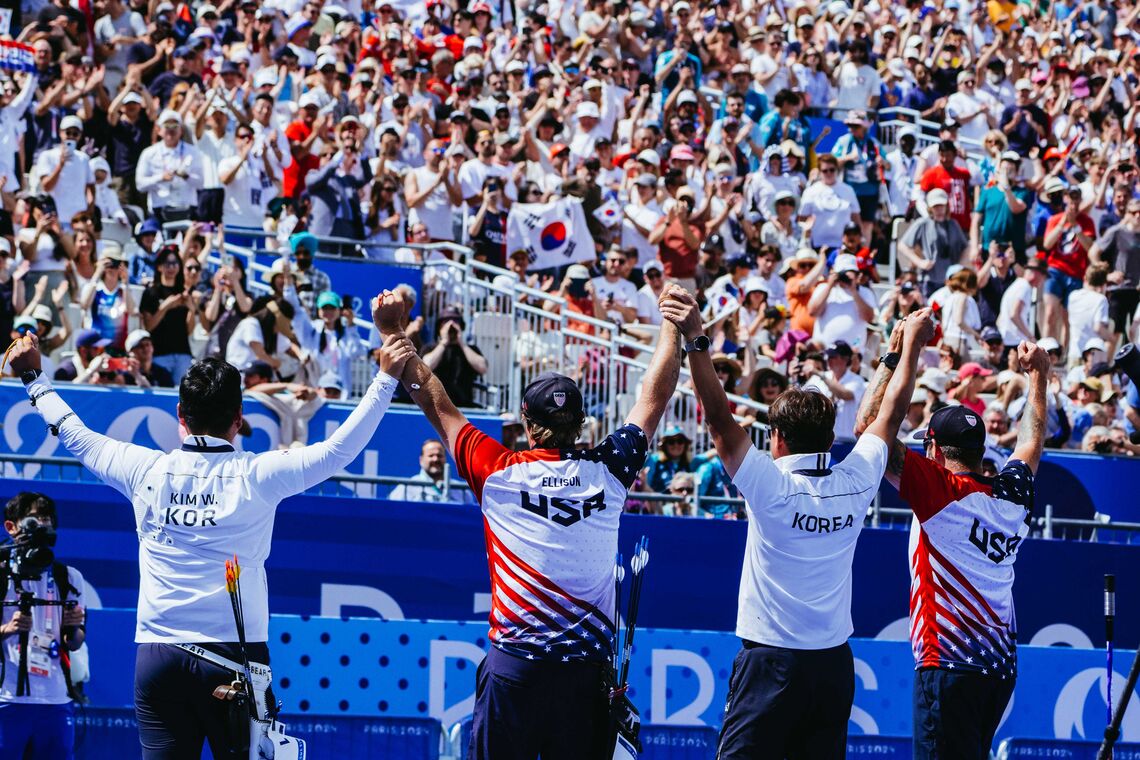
[377,284,690,760]
[857,335,1050,760]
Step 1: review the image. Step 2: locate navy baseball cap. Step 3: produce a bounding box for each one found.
[825,340,853,359]
[521,372,584,427]
[75,329,111,350]
[923,405,985,449]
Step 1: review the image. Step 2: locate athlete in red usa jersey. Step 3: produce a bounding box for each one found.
[377,284,689,760]
[856,333,1049,760]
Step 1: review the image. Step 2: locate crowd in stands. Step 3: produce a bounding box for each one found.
[0,0,1139,517]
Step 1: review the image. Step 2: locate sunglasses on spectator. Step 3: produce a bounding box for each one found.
[15,325,36,335]
[820,167,837,174]
[236,132,254,139]
[432,147,447,155]
[760,378,782,387]
[186,265,202,272]
[646,270,663,278]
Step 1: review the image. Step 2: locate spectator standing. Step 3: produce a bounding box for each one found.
[998,259,1048,356]
[405,140,462,241]
[291,291,370,393]
[973,152,1034,264]
[831,112,883,240]
[799,154,860,251]
[946,70,997,145]
[803,340,867,443]
[808,254,875,351]
[999,79,1049,157]
[135,110,204,222]
[591,249,639,325]
[218,124,281,230]
[1067,263,1112,365]
[34,116,95,230]
[649,188,703,292]
[468,178,509,269]
[283,93,327,201]
[289,233,331,318]
[785,249,827,335]
[1041,187,1097,342]
[919,141,976,233]
[636,260,667,326]
[834,40,881,112]
[1092,198,1140,339]
[977,241,1019,327]
[139,246,199,384]
[80,249,135,351]
[899,189,970,297]
[306,133,373,240]
[422,309,487,408]
[226,296,299,375]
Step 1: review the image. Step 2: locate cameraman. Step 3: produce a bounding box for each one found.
[0,492,86,760]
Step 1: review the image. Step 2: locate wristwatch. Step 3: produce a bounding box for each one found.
[683,335,711,355]
[20,369,43,385]
[879,352,901,371]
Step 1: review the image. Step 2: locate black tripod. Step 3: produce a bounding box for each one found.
[2,585,73,697]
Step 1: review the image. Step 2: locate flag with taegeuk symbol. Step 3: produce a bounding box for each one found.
[506,197,595,271]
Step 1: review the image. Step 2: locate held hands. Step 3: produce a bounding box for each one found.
[372,289,406,336]
[1017,341,1051,374]
[7,332,42,375]
[377,333,416,377]
[657,284,703,339]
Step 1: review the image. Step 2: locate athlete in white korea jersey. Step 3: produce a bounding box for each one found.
[377,284,688,760]
[857,338,1049,760]
[4,294,417,760]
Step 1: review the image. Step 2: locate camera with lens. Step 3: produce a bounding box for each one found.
[0,517,58,580]
[837,272,854,285]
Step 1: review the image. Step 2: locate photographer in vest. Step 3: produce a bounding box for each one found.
[0,492,87,760]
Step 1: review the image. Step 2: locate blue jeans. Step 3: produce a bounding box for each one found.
[1045,267,1082,307]
[153,353,193,386]
[0,701,75,759]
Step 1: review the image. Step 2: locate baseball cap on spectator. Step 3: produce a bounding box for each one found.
[904,47,921,60]
[743,276,768,296]
[921,405,986,449]
[1000,150,1022,164]
[887,58,906,78]
[1015,78,1033,91]
[0,238,11,256]
[637,149,661,167]
[196,3,218,20]
[703,234,726,253]
[747,25,764,39]
[125,329,151,352]
[1037,336,1061,353]
[494,132,518,146]
[101,242,125,262]
[318,372,344,393]
[731,63,750,76]
[172,45,194,59]
[576,101,600,119]
[630,11,652,26]
[635,173,657,187]
[826,341,853,359]
[254,68,278,87]
[842,221,861,236]
[565,264,591,281]
[898,126,919,142]
[780,140,805,159]
[843,111,869,128]
[1083,337,1108,355]
[286,15,312,38]
[471,1,493,13]
[154,1,174,13]
[927,188,949,207]
[958,362,993,380]
[522,372,585,427]
[135,217,161,239]
[773,190,796,206]
[797,14,813,27]
[31,304,53,324]
[316,291,341,310]
[1043,177,1067,195]
[59,115,84,134]
[13,316,36,332]
[670,144,695,162]
[316,54,337,71]
[158,109,182,126]
[219,60,241,77]
[981,326,1002,344]
[726,252,751,270]
[75,328,111,350]
[661,425,691,443]
[833,253,859,273]
[643,260,664,275]
[506,60,527,74]
[246,361,274,381]
[298,91,323,109]
[677,90,698,105]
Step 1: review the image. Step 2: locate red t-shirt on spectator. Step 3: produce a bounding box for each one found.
[919,165,973,232]
[1042,212,1095,279]
[656,218,702,279]
[283,121,320,200]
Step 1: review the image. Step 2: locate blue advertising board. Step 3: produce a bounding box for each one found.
[251,253,424,318]
[4,478,1138,654]
[79,611,1140,747]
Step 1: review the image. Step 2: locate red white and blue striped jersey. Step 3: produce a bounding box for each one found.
[900,449,1034,679]
[454,422,648,662]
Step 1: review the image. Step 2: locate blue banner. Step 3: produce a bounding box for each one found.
[251,254,424,319]
[0,382,501,506]
[80,611,1140,747]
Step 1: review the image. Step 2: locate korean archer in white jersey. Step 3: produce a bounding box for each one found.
[376,284,691,760]
[4,293,418,760]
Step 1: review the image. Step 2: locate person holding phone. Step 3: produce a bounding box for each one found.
[80,245,136,350]
[468,177,508,269]
[139,245,201,384]
[33,116,96,231]
[420,308,487,408]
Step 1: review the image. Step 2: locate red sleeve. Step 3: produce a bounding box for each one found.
[919,169,935,193]
[454,423,511,503]
[898,448,988,523]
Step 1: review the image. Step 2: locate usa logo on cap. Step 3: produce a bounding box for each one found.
[553,392,566,407]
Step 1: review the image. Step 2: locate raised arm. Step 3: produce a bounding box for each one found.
[659,287,752,477]
[624,284,685,436]
[860,310,935,488]
[1010,341,1050,473]
[6,333,162,499]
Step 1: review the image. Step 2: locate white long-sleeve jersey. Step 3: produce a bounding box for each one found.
[22,370,399,644]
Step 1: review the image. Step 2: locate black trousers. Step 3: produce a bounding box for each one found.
[716,640,854,760]
[134,642,270,760]
[468,647,611,760]
[912,667,1015,760]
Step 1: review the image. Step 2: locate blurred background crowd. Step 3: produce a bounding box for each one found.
[1,0,1139,517]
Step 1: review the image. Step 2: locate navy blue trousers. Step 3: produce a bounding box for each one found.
[469,647,611,760]
[716,640,854,760]
[134,642,270,760]
[912,667,1014,760]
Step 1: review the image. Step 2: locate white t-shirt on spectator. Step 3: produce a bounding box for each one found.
[940,290,982,352]
[800,181,859,249]
[834,62,881,111]
[804,369,867,443]
[458,159,516,205]
[94,10,147,92]
[226,317,265,371]
[16,228,67,272]
[218,155,274,229]
[636,284,663,325]
[946,90,997,144]
[1066,288,1109,364]
[621,201,663,265]
[591,276,639,324]
[34,148,94,226]
[997,277,1035,346]
[812,283,874,350]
